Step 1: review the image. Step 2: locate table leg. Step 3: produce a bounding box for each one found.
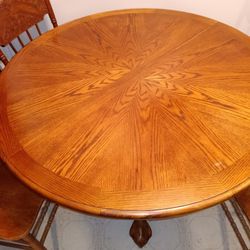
[129,220,152,248]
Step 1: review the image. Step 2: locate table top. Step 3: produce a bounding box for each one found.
[0,9,249,219]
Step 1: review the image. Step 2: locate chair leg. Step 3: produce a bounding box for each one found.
[40,204,58,244]
[230,198,250,240]
[23,234,46,250]
[31,201,50,237]
[221,202,249,250]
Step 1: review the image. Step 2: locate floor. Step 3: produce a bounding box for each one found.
[1,201,249,250]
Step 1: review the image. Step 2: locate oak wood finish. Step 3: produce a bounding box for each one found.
[0,0,57,45]
[129,220,152,248]
[0,0,57,67]
[0,160,58,249]
[0,9,249,219]
[44,0,57,28]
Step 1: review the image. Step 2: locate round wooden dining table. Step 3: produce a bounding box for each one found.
[0,9,249,248]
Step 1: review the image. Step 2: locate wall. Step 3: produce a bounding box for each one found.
[50,0,250,35]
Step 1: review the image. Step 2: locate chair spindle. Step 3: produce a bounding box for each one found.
[9,43,18,54]
[26,30,33,41]
[35,24,42,36]
[17,36,25,47]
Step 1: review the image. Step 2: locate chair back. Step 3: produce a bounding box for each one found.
[0,0,57,70]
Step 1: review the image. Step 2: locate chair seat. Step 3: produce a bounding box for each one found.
[235,187,250,220]
[0,160,44,240]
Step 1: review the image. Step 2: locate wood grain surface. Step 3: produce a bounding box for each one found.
[0,9,249,219]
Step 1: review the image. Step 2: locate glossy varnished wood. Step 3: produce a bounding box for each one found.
[0,9,249,219]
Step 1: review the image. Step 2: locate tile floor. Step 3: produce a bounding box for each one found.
[1,201,249,250]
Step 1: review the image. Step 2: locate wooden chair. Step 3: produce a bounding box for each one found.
[0,159,58,249]
[0,0,58,70]
[0,1,58,249]
[221,188,250,250]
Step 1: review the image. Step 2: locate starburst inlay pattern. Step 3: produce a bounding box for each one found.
[0,9,249,219]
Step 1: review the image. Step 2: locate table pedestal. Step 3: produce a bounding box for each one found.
[129,220,152,248]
